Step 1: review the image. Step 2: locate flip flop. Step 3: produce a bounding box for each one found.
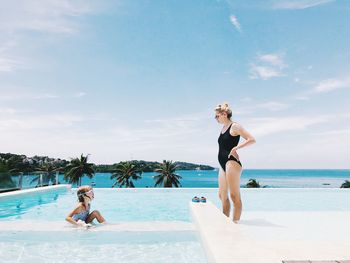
[200,197,207,203]
[192,196,200,203]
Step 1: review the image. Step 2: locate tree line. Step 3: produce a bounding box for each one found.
[0,153,214,174]
[1,153,349,189]
[62,154,182,188]
[0,153,188,188]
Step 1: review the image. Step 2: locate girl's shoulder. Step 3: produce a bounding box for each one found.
[74,202,85,211]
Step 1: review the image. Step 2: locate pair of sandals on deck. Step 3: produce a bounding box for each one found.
[192,196,206,203]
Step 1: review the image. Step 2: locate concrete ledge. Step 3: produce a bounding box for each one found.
[0,184,71,199]
[190,201,289,263]
[190,201,229,263]
[190,201,257,263]
[0,220,195,232]
[190,202,350,263]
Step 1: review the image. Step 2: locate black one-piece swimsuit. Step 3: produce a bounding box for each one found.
[218,123,242,172]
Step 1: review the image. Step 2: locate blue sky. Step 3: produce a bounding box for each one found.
[0,0,349,168]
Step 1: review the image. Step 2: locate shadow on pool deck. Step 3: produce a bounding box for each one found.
[238,218,285,228]
[190,202,350,263]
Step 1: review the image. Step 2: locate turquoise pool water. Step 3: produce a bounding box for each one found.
[0,231,204,263]
[1,188,350,263]
[1,188,350,220]
[0,188,208,263]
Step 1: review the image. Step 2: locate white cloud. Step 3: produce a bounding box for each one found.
[256,102,290,111]
[0,41,28,72]
[0,41,18,53]
[249,65,283,80]
[229,15,242,32]
[0,0,98,35]
[248,115,329,137]
[272,0,334,10]
[295,96,310,101]
[0,88,91,101]
[313,78,350,93]
[33,94,60,99]
[0,57,21,72]
[240,97,253,102]
[73,92,87,98]
[0,90,59,101]
[0,110,216,165]
[259,54,286,68]
[0,1,106,74]
[0,113,84,131]
[295,75,350,100]
[1,109,349,168]
[313,128,350,136]
[0,108,16,114]
[247,113,350,138]
[237,101,290,114]
[249,53,287,80]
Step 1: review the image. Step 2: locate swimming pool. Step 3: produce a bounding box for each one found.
[0,187,208,263]
[1,187,350,263]
[2,188,350,221]
[0,230,205,263]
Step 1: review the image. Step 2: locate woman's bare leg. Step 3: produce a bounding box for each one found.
[218,168,230,217]
[225,161,242,222]
[86,210,105,223]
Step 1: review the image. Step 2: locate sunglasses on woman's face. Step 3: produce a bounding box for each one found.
[215,115,220,119]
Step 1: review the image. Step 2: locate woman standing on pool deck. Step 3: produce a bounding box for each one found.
[215,103,256,223]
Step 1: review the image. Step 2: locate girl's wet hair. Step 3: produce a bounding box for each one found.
[77,187,89,203]
[215,102,232,119]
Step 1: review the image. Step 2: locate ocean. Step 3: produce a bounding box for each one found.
[17,169,350,188]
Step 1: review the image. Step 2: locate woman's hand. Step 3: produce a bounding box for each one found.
[228,147,240,160]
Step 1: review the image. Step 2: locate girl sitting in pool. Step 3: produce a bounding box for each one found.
[66,186,106,227]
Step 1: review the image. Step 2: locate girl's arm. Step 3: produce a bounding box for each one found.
[65,204,82,226]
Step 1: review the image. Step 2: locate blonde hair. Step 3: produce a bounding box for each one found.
[77,186,91,202]
[215,102,232,119]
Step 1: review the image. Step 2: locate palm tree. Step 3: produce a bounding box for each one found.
[0,173,16,189]
[64,154,95,186]
[154,160,182,188]
[340,180,350,188]
[111,161,142,188]
[246,178,261,188]
[31,163,59,186]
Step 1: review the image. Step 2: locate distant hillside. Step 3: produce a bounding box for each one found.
[0,153,68,174]
[95,160,215,173]
[0,153,215,174]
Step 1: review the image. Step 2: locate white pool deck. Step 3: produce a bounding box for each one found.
[190,201,350,263]
[0,184,71,199]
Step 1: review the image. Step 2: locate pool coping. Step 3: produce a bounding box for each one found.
[190,201,239,263]
[0,184,71,199]
[4,186,345,192]
[190,201,350,263]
